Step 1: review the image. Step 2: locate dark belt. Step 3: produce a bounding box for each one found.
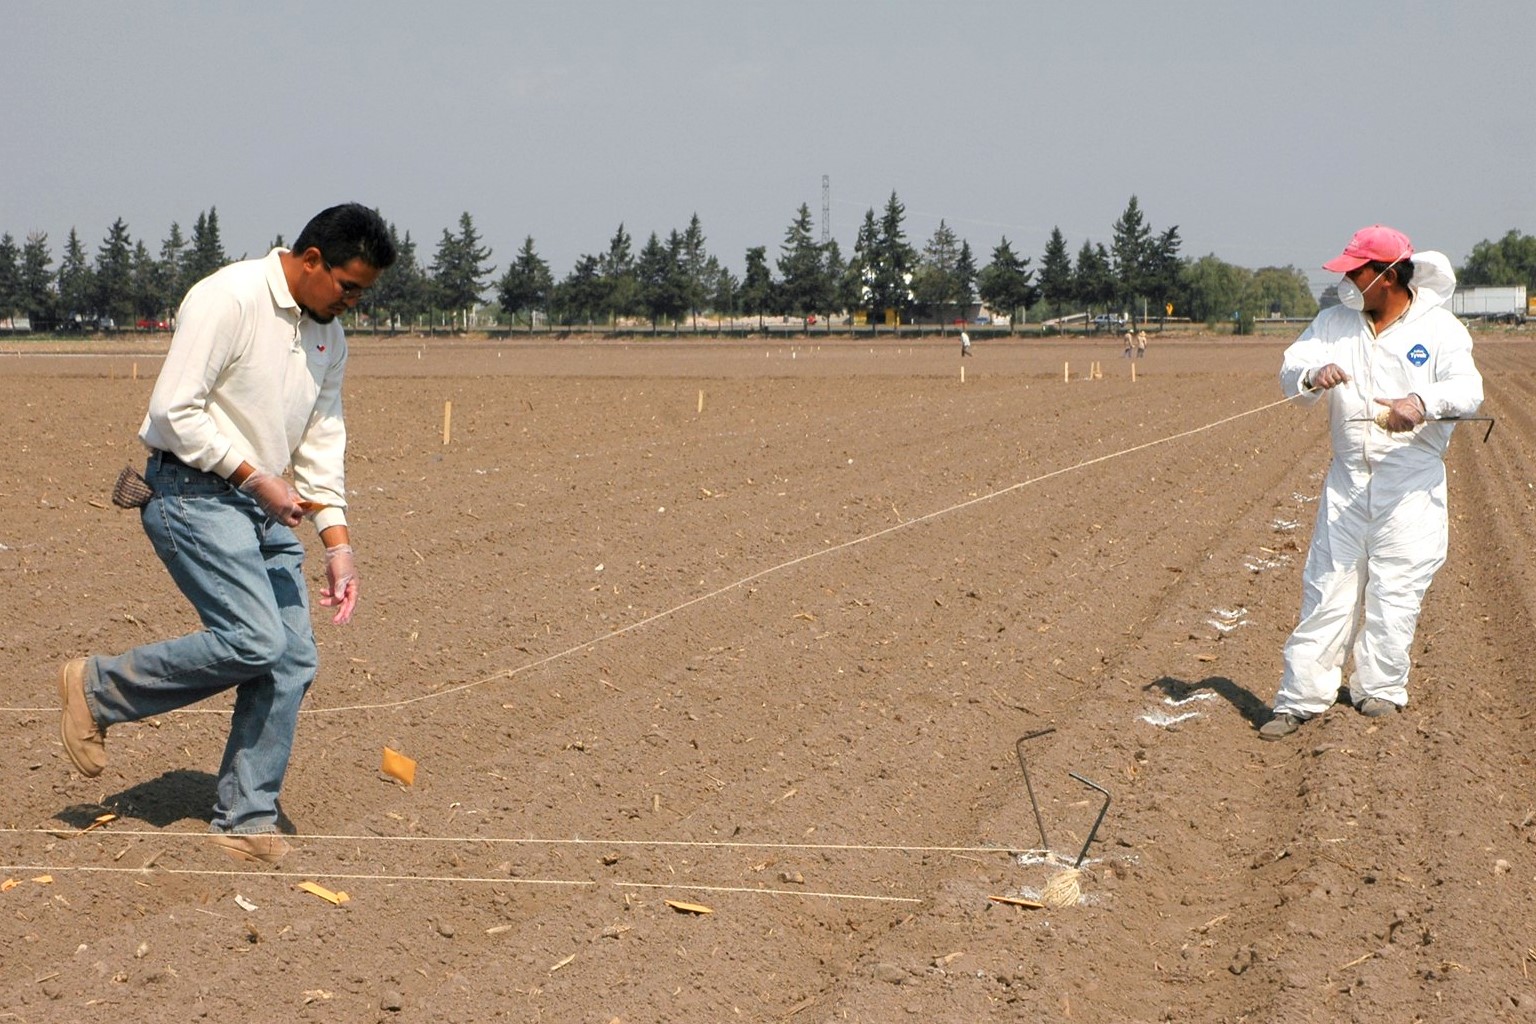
[151,449,193,469]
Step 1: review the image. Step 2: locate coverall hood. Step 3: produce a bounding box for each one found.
[1404,251,1455,320]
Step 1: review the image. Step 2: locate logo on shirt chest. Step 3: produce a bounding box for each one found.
[1406,343,1429,366]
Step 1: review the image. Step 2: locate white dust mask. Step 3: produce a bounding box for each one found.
[1337,277,1366,311]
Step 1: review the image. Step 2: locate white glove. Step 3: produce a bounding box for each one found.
[320,544,359,625]
[238,470,303,526]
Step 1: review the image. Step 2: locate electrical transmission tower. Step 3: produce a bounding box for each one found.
[821,174,830,246]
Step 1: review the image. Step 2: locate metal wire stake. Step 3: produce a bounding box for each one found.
[1068,772,1111,868]
[1346,415,1496,442]
[1015,729,1056,852]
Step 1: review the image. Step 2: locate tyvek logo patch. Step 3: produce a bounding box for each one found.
[1407,343,1429,366]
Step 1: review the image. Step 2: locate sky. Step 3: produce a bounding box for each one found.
[6,1,1533,299]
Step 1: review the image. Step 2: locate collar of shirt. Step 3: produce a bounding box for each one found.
[263,248,301,316]
[262,247,314,348]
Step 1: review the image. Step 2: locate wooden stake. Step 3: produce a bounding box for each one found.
[1132,362,1137,383]
[442,401,452,445]
[131,363,138,381]
[1064,361,1069,383]
[697,389,704,414]
[960,365,965,383]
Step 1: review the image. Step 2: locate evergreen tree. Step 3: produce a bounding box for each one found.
[130,240,162,322]
[777,203,828,319]
[157,223,186,313]
[371,225,430,329]
[680,213,710,327]
[954,240,978,308]
[431,212,495,326]
[93,217,135,327]
[1038,227,1074,311]
[1145,226,1184,318]
[58,228,94,321]
[1073,241,1116,312]
[976,236,1037,324]
[21,232,55,322]
[185,208,228,286]
[0,233,20,321]
[1110,195,1152,315]
[551,253,605,326]
[637,230,688,326]
[599,223,638,323]
[496,235,554,326]
[739,245,774,327]
[846,209,880,317]
[707,256,739,320]
[823,239,850,316]
[867,192,917,321]
[912,219,964,317]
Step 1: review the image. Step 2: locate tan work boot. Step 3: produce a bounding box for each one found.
[57,658,106,777]
[209,832,292,865]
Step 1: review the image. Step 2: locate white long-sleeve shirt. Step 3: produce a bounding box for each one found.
[139,248,350,532]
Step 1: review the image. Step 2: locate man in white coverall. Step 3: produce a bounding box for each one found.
[1260,225,1483,741]
[54,203,397,861]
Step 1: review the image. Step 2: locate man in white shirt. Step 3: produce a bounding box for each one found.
[1261,225,1483,740]
[56,203,396,862]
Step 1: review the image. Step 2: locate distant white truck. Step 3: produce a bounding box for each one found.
[1451,285,1527,323]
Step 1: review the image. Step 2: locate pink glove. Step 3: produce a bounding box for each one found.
[320,543,359,625]
[238,470,303,526]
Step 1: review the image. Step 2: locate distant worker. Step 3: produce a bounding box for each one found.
[1136,329,1147,357]
[960,329,972,357]
[1260,225,1483,741]
[1122,327,1134,359]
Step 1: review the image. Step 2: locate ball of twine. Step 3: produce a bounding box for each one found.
[1039,868,1082,908]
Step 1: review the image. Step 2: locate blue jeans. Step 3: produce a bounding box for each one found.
[85,452,317,834]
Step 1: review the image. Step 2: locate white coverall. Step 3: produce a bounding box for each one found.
[1274,252,1483,716]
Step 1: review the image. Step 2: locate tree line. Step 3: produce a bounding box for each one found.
[3,194,1529,333]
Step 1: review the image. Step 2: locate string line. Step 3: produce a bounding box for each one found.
[0,825,1034,855]
[0,862,921,905]
[316,391,1302,713]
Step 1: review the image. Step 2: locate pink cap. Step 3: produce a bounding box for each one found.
[1322,225,1413,273]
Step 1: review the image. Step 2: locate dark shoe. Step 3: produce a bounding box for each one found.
[1258,711,1306,741]
[209,832,291,865]
[1357,697,1400,718]
[57,658,106,777]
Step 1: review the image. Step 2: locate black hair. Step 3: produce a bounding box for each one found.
[292,203,397,271]
[1366,258,1414,287]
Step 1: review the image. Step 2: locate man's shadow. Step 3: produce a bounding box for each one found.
[55,769,295,834]
[1146,675,1271,727]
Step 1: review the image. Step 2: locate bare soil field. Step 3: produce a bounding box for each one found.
[3,329,1536,1023]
